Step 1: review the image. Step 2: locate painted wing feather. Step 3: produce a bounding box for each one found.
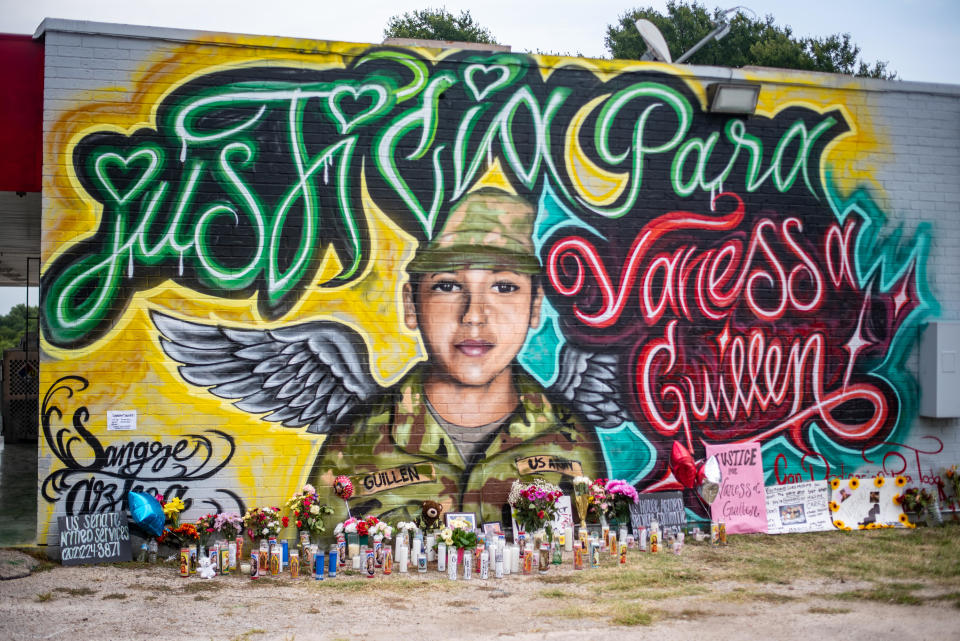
[549,344,629,429]
[151,311,380,434]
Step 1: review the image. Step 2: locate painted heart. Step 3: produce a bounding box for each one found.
[464,64,510,101]
[93,147,162,206]
[327,84,389,135]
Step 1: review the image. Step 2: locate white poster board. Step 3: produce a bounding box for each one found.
[765,481,833,534]
[831,476,904,529]
[107,410,137,431]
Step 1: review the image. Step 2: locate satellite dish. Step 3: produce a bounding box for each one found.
[634,19,673,63]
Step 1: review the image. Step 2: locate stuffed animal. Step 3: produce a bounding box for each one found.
[419,500,444,531]
[198,555,216,579]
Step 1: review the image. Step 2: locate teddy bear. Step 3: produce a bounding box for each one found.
[417,500,444,531]
[198,555,216,579]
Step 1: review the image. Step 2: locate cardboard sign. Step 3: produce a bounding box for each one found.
[765,481,833,534]
[551,495,574,531]
[57,512,132,565]
[628,491,686,530]
[706,442,767,534]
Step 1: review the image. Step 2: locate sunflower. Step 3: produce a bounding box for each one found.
[829,501,840,512]
[893,493,903,506]
[895,476,907,487]
[848,477,860,490]
[898,513,911,526]
[830,478,841,490]
[833,519,846,529]
[873,476,885,488]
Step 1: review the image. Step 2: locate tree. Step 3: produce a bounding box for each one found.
[384,8,498,44]
[0,304,37,352]
[606,1,896,79]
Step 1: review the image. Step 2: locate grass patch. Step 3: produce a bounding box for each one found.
[836,583,924,606]
[52,587,96,597]
[101,593,127,600]
[539,588,572,599]
[610,604,655,626]
[808,606,852,614]
[182,581,224,593]
[35,592,53,602]
[230,630,266,641]
[446,599,469,607]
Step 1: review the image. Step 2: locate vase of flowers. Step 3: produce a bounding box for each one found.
[437,516,477,564]
[604,479,640,525]
[942,465,960,520]
[899,486,937,526]
[572,476,592,532]
[243,506,286,549]
[509,479,563,544]
[285,483,334,545]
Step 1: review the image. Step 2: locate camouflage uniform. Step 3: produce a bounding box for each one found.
[310,367,606,525]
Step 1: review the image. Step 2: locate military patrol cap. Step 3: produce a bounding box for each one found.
[407,188,540,274]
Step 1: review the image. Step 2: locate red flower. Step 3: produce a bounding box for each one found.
[357,521,369,536]
[296,520,302,528]
[537,510,545,519]
[281,516,290,528]
[294,510,299,517]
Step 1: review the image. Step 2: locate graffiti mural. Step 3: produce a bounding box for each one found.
[39,38,936,535]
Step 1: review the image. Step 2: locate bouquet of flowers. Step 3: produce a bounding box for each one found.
[285,483,334,537]
[604,479,640,522]
[333,517,359,536]
[370,521,393,539]
[394,521,417,535]
[214,512,243,539]
[156,494,186,528]
[943,465,960,514]
[508,478,563,540]
[194,513,218,546]
[243,506,287,540]
[356,516,380,537]
[159,522,198,548]
[585,478,611,523]
[437,517,477,550]
[899,486,935,514]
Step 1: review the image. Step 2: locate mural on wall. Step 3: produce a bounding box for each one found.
[39,41,936,531]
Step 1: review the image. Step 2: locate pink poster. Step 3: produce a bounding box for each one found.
[705,442,768,534]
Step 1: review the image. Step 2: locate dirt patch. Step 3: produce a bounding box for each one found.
[0,550,39,580]
[0,528,958,641]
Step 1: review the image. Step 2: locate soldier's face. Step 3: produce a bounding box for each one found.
[404,268,542,387]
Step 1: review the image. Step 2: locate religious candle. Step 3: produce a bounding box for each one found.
[610,534,618,556]
[488,545,496,575]
[564,525,574,552]
[463,549,473,580]
[447,547,458,581]
[352,554,363,570]
[619,525,628,547]
[437,542,447,572]
[397,545,408,573]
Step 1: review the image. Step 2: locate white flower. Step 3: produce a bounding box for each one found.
[261,527,269,535]
[309,505,320,515]
[302,483,316,495]
[345,522,357,534]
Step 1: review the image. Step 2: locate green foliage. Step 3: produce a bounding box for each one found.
[384,8,498,44]
[606,1,896,79]
[0,304,37,352]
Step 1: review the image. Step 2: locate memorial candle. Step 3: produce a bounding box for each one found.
[564,525,574,552]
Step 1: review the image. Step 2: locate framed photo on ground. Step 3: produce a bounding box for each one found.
[446,512,477,530]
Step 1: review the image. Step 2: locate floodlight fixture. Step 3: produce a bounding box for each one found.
[707,82,761,114]
[634,18,672,63]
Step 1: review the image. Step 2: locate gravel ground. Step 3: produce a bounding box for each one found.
[0,548,956,641]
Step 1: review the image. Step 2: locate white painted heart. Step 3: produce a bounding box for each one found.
[93,147,162,206]
[464,64,510,101]
[327,83,389,135]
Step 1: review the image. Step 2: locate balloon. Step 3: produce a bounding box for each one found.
[669,441,698,489]
[697,456,722,505]
[128,491,165,537]
[334,475,354,500]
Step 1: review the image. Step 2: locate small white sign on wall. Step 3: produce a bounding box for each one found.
[107,410,137,431]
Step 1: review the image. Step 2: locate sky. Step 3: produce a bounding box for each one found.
[0,1,956,315]
[1,0,958,84]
